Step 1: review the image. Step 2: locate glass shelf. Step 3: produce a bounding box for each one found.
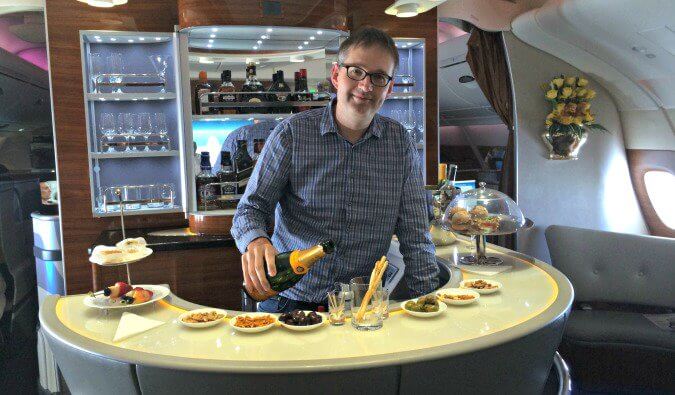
[87,93,176,101]
[93,205,183,217]
[387,92,424,100]
[194,114,292,121]
[91,150,180,159]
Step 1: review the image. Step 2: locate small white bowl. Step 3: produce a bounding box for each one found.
[230,313,277,333]
[459,279,503,294]
[178,308,227,328]
[436,288,480,305]
[400,298,447,318]
[277,311,326,332]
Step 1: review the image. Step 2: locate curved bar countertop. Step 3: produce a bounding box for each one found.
[40,239,574,376]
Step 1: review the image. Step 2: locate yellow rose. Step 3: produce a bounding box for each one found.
[577,78,588,87]
[583,113,594,123]
[560,116,573,125]
[576,88,587,99]
[552,78,564,89]
[578,102,590,112]
[545,119,553,126]
[565,103,577,114]
[546,112,556,120]
[560,87,573,98]
[586,89,596,99]
[564,77,576,86]
[555,103,565,113]
[573,116,583,125]
[546,89,558,100]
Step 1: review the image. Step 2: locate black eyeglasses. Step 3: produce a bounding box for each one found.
[339,64,393,87]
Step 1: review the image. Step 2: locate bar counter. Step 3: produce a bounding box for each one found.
[40,240,573,394]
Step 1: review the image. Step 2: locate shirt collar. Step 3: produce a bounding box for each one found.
[321,97,383,139]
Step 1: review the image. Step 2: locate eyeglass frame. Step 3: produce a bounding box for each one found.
[338,63,394,87]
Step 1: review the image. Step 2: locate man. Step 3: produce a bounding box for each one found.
[231,27,439,313]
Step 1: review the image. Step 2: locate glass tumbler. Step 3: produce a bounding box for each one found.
[327,287,346,326]
[122,185,141,210]
[350,276,384,331]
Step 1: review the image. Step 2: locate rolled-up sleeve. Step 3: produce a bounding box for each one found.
[395,138,439,297]
[231,123,292,253]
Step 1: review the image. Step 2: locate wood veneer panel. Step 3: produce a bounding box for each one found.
[178,0,348,30]
[95,247,243,309]
[347,1,439,182]
[45,0,182,294]
[626,149,675,238]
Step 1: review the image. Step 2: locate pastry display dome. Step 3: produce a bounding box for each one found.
[441,182,525,236]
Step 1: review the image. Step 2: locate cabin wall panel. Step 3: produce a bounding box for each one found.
[503,32,648,263]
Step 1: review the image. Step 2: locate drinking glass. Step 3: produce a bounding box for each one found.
[143,185,161,208]
[122,113,137,151]
[414,109,425,144]
[159,134,171,151]
[350,276,384,331]
[107,53,124,93]
[123,186,141,210]
[90,53,105,93]
[327,286,347,326]
[154,112,167,134]
[103,187,121,212]
[138,113,152,151]
[99,112,116,144]
[160,184,175,207]
[149,54,171,93]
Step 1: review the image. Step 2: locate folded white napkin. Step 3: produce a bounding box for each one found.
[113,312,164,342]
[457,264,512,276]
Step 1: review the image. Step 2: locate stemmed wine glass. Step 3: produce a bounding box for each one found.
[154,112,169,150]
[138,113,152,151]
[149,55,171,93]
[107,53,124,93]
[122,113,137,151]
[90,53,105,93]
[99,113,116,152]
[414,108,425,144]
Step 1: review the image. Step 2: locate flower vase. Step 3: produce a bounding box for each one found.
[542,130,588,160]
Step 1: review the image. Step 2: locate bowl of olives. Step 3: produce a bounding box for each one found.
[400,295,447,318]
[277,310,325,331]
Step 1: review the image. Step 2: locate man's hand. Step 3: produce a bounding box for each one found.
[241,237,279,295]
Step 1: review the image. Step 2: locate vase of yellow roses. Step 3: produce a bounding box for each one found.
[541,75,608,160]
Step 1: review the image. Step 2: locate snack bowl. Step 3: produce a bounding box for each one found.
[460,279,503,294]
[400,298,447,318]
[436,288,480,305]
[179,308,227,328]
[277,310,326,332]
[229,312,276,333]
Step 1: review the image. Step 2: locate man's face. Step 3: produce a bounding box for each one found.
[330,44,395,120]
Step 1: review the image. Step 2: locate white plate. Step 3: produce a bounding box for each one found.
[277,311,326,332]
[83,284,169,309]
[400,298,447,318]
[436,288,480,305]
[230,313,277,333]
[178,308,228,328]
[459,279,503,294]
[89,247,153,266]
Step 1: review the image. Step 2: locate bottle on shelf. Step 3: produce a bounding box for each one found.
[240,62,266,114]
[266,71,279,114]
[216,151,237,209]
[272,70,292,114]
[233,140,254,193]
[194,70,212,115]
[297,69,311,112]
[292,71,301,105]
[243,240,336,301]
[196,151,218,211]
[216,70,237,115]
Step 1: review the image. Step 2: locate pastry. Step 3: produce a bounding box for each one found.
[470,205,489,218]
[451,211,472,231]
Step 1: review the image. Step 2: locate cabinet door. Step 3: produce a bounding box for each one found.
[177,30,196,214]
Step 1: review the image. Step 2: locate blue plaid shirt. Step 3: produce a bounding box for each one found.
[231,99,439,302]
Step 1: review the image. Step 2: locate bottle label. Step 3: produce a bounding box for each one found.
[198,88,210,112]
[221,94,236,102]
[220,182,237,195]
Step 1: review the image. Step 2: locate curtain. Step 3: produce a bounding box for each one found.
[466,29,516,249]
[466,28,515,200]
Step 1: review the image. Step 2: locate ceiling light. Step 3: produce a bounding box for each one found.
[255,61,260,65]
[110,37,116,41]
[207,44,212,48]
[317,30,323,35]
[266,28,273,33]
[128,39,134,43]
[94,35,100,39]
[77,0,127,7]
[253,46,258,50]
[304,41,309,45]
[385,0,447,17]
[211,28,218,32]
[155,37,161,41]
[298,46,303,49]
[95,38,102,42]
[257,40,262,44]
[139,37,145,41]
[310,36,315,40]
[407,42,413,46]
[208,39,214,43]
[261,34,267,39]
[209,34,216,38]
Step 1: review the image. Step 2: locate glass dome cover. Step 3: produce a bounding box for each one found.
[441,182,525,236]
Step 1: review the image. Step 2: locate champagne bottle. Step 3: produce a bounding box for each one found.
[243,240,335,301]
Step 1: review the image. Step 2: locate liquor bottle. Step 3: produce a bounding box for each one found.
[216,151,237,208]
[297,68,311,112]
[273,70,292,113]
[266,71,279,114]
[243,240,336,301]
[196,152,218,211]
[291,71,301,107]
[233,140,254,193]
[240,62,266,114]
[194,70,212,115]
[216,70,237,115]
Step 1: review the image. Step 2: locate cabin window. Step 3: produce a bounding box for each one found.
[644,170,675,229]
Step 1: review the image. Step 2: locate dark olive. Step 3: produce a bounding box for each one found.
[298,316,309,326]
[279,313,290,321]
